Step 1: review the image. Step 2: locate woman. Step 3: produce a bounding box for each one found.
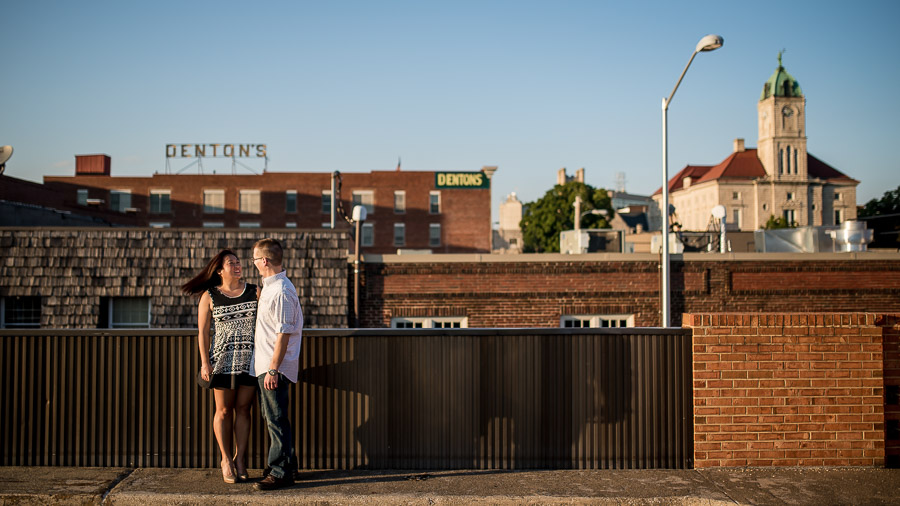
[182,249,258,483]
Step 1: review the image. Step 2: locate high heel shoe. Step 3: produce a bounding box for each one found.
[221,459,237,484]
[233,458,249,481]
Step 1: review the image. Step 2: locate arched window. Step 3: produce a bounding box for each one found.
[793,148,799,174]
[779,149,784,175]
[786,146,792,174]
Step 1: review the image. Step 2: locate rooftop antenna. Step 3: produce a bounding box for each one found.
[0,146,13,176]
[614,171,626,193]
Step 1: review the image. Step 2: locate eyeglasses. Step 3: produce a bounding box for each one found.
[252,257,266,263]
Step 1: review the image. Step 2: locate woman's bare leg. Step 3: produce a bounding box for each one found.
[213,388,237,482]
[233,384,256,478]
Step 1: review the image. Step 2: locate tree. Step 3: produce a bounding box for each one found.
[764,215,796,229]
[859,185,900,217]
[520,182,613,253]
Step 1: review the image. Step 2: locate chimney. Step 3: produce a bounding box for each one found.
[75,154,111,176]
[733,138,745,153]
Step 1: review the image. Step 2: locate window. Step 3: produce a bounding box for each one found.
[560,314,634,328]
[77,189,88,206]
[762,203,768,211]
[394,191,406,214]
[361,223,374,247]
[352,190,374,215]
[783,209,796,224]
[149,190,171,214]
[429,191,441,214]
[239,222,260,228]
[239,190,260,214]
[835,209,843,225]
[286,222,297,228]
[732,191,740,200]
[835,192,842,202]
[392,317,468,329]
[732,208,741,228]
[786,146,792,174]
[321,191,332,215]
[203,190,225,214]
[778,149,784,175]
[203,222,224,228]
[285,190,297,213]
[786,192,795,201]
[793,148,798,174]
[149,222,170,228]
[393,223,405,247]
[1,296,41,328]
[110,297,150,328]
[110,190,131,212]
[429,223,441,247]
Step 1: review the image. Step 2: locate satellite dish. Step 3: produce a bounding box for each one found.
[711,205,726,219]
[0,146,12,175]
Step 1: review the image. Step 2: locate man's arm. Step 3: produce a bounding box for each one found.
[263,332,289,390]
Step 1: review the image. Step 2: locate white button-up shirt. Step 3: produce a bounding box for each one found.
[252,271,303,383]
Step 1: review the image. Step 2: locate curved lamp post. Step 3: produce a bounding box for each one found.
[660,34,723,327]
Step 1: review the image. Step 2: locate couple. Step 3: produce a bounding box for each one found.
[181,238,301,491]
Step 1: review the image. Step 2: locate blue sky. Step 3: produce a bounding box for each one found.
[3,1,898,223]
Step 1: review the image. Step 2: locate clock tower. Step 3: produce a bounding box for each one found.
[757,52,807,180]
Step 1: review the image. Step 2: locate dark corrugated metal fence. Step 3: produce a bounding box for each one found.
[1,328,693,469]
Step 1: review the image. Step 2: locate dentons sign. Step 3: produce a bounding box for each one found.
[166,144,267,158]
[435,172,489,189]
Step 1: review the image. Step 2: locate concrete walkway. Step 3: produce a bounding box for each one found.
[0,466,898,505]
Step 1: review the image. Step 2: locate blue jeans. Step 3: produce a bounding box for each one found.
[257,373,294,479]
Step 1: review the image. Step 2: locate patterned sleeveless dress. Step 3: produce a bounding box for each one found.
[207,283,257,389]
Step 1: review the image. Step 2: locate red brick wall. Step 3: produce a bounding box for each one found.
[685,313,885,467]
[880,315,900,467]
[359,255,900,328]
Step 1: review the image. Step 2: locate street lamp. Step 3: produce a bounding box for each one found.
[573,195,608,230]
[660,34,723,327]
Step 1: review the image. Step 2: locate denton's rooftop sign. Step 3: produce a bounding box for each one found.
[166,144,267,158]
[435,171,490,189]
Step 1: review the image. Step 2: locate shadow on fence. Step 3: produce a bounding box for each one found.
[1,328,693,469]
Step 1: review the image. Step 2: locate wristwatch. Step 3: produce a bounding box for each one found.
[267,369,278,376]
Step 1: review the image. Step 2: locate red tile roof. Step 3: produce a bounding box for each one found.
[652,165,712,196]
[654,148,856,194]
[808,153,857,182]
[695,149,767,183]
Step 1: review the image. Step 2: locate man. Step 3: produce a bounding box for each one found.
[251,238,303,491]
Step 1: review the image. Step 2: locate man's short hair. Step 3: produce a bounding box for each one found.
[253,238,284,266]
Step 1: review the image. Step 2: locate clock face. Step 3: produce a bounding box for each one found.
[782,106,793,117]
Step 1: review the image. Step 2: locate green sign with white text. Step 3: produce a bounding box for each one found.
[435,172,490,189]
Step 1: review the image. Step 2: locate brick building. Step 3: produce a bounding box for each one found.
[357,252,900,328]
[19,155,495,254]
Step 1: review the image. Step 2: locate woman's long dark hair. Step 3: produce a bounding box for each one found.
[181,249,237,296]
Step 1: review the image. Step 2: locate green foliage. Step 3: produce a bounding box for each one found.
[520,182,614,253]
[859,185,900,217]
[764,215,796,229]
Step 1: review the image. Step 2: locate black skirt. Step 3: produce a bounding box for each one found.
[209,372,257,390]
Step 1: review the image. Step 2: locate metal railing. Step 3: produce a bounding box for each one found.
[1,328,693,469]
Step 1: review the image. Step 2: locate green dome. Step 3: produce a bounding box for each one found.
[760,52,802,100]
